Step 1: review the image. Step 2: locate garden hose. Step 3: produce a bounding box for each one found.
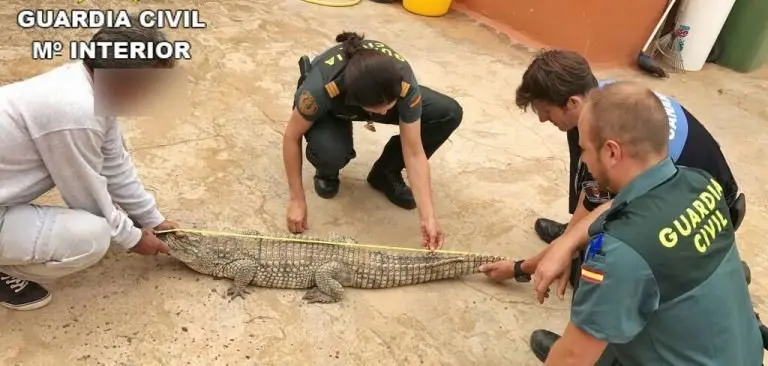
[300,0,361,7]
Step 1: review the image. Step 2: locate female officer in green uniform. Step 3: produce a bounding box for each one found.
[281,31,463,250]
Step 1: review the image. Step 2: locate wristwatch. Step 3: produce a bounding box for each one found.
[513,260,531,283]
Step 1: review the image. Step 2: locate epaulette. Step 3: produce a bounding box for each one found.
[400,81,410,98]
[590,201,629,234]
[409,94,422,108]
[324,81,340,98]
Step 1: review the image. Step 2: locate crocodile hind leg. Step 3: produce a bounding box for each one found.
[225,260,258,300]
[302,262,345,303]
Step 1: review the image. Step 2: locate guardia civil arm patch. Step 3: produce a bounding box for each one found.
[581,266,604,284]
[298,90,318,116]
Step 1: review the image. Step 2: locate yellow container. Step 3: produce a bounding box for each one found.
[403,0,453,17]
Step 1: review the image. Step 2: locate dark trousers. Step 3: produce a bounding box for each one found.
[303,86,462,174]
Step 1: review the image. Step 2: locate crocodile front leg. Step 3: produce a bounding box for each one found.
[223,260,258,300]
[302,261,345,303]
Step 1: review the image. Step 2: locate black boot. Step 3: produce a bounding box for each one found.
[367,165,416,210]
[743,260,751,285]
[530,329,560,362]
[313,170,340,199]
[760,320,768,350]
[534,218,566,244]
[0,272,52,311]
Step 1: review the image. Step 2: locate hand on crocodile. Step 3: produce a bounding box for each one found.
[131,228,171,255]
[287,199,308,233]
[479,260,515,281]
[154,219,179,232]
[420,216,444,251]
[479,259,540,286]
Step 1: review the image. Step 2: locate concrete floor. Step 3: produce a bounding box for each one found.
[2,1,768,365]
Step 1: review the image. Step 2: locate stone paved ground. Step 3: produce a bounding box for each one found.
[1,1,767,365]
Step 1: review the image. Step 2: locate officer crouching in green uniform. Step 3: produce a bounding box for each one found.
[281,31,462,250]
[539,81,763,365]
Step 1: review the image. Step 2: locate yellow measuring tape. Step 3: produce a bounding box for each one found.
[155,228,482,256]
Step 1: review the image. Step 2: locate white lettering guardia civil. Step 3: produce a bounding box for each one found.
[138,10,207,29]
[16,9,132,29]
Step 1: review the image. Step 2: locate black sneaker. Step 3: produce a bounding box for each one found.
[534,218,566,244]
[313,170,340,199]
[743,260,751,285]
[529,329,560,362]
[367,166,416,210]
[760,321,768,350]
[0,273,52,311]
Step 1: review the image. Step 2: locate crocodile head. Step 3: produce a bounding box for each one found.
[157,231,212,271]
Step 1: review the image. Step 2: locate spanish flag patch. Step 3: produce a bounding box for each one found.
[581,267,604,284]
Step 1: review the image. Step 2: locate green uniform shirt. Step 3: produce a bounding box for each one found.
[571,157,762,365]
[293,40,422,124]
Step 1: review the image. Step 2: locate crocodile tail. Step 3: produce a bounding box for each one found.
[420,253,507,282]
[358,254,507,288]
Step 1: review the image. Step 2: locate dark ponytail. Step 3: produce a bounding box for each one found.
[336,31,365,59]
[335,31,402,108]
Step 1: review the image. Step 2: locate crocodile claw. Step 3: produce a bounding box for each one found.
[302,288,336,303]
[226,285,251,300]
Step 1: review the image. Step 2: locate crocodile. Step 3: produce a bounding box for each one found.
[158,230,507,303]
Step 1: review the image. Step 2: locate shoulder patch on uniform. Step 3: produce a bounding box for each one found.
[580,266,604,284]
[400,81,410,98]
[298,90,319,116]
[409,93,421,108]
[324,81,340,98]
